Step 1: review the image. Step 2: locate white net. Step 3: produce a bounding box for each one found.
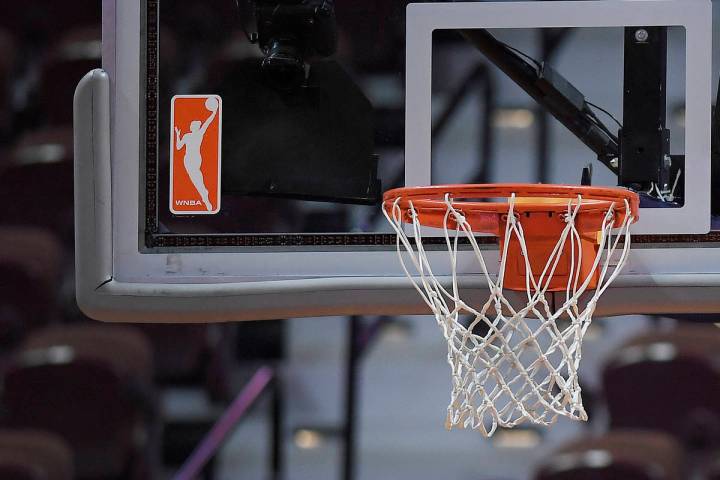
[383,193,634,436]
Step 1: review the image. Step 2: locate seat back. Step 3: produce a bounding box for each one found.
[0,162,74,244]
[0,227,64,347]
[603,326,720,449]
[535,430,684,480]
[3,359,134,479]
[3,325,155,479]
[0,429,73,480]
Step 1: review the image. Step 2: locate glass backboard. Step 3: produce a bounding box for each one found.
[73,0,720,322]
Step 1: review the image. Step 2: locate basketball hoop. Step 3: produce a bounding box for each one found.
[382,184,639,436]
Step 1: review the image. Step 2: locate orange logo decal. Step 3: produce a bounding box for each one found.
[170,95,222,215]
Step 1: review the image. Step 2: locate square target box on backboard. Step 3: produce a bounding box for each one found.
[169,95,222,215]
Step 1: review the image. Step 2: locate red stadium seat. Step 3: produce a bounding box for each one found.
[21,324,154,384]
[534,430,685,480]
[602,325,720,450]
[0,226,65,347]
[0,226,65,282]
[0,127,74,244]
[0,162,74,244]
[0,429,73,480]
[10,126,73,166]
[2,325,157,480]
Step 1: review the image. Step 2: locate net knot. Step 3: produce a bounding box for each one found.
[504,213,518,226]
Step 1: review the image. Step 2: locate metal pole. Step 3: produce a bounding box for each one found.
[270,375,284,480]
[474,71,496,184]
[342,315,362,480]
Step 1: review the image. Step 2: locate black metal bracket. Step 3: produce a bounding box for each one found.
[619,26,672,191]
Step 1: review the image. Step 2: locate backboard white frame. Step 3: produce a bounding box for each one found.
[405,0,713,235]
[71,0,720,322]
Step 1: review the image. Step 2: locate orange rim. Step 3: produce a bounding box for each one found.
[384,184,639,292]
[383,183,640,229]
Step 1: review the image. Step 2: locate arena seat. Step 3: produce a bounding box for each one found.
[0,429,73,480]
[11,126,73,166]
[0,154,74,245]
[21,324,154,384]
[0,226,65,285]
[602,325,720,450]
[0,226,64,347]
[0,266,53,350]
[534,430,685,480]
[2,325,157,480]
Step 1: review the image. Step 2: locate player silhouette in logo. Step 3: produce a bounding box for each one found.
[175,97,219,211]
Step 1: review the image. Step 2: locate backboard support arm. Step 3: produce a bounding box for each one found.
[459,28,620,175]
[460,25,687,199]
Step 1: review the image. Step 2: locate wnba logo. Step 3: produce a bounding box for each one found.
[170,95,222,215]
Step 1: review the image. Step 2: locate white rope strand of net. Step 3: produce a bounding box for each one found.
[382,193,634,436]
